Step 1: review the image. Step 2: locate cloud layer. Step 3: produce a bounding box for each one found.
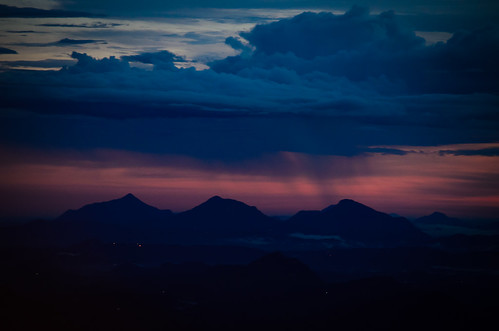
[0,4,97,18]
[1,9,498,157]
[0,47,17,54]
[213,8,499,94]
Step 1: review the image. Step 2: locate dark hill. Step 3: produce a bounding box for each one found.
[414,212,464,226]
[287,199,428,246]
[57,193,172,225]
[2,194,173,246]
[176,196,277,235]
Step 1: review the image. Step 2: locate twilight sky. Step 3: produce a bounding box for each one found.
[0,0,498,220]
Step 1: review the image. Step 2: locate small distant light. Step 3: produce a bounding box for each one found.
[325,291,328,295]
[137,243,142,247]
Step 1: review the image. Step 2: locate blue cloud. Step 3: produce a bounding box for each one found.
[55,0,499,16]
[13,38,107,48]
[0,47,17,54]
[1,9,498,159]
[122,50,184,71]
[242,8,424,59]
[0,59,76,69]
[65,51,129,73]
[37,23,124,28]
[57,38,107,45]
[0,4,98,18]
[213,8,499,94]
[225,37,252,57]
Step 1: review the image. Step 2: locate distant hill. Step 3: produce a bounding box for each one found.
[287,199,428,246]
[414,212,464,226]
[2,194,174,246]
[57,193,173,225]
[176,196,277,235]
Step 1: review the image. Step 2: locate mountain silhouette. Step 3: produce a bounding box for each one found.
[57,193,173,225]
[414,212,464,226]
[0,194,174,246]
[3,195,431,247]
[176,196,277,235]
[287,199,428,245]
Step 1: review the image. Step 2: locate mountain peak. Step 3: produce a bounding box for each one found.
[288,198,428,245]
[322,199,371,213]
[121,193,139,200]
[178,195,273,232]
[337,199,364,207]
[56,193,170,225]
[415,211,462,226]
[113,193,149,207]
[195,195,257,211]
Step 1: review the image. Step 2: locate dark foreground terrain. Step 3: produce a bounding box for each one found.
[2,242,498,331]
[1,195,498,330]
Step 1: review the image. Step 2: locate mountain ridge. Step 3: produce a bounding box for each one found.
[288,199,428,245]
[414,211,463,226]
[56,193,173,225]
[3,194,429,247]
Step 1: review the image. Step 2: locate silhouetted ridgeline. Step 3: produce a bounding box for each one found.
[287,199,428,245]
[1,194,498,330]
[1,194,429,247]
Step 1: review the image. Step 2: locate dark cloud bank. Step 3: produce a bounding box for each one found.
[0,47,17,54]
[1,8,498,158]
[0,4,99,18]
[12,38,107,48]
[212,8,499,95]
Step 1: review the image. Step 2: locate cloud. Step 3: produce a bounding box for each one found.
[54,0,499,17]
[56,38,107,45]
[37,22,124,28]
[213,8,499,94]
[50,1,499,36]
[241,7,424,59]
[0,47,17,54]
[122,50,184,71]
[6,30,38,33]
[364,148,408,156]
[14,38,107,47]
[0,9,498,159]
[181,32,225,45]
[0,1,61,10]
[224,36,252,57]
[439,148,499,157]
[0,59,77,69]
[0,4,98,18]
[64,51,129,73]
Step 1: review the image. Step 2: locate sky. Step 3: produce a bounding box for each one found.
[0,0,498,220]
